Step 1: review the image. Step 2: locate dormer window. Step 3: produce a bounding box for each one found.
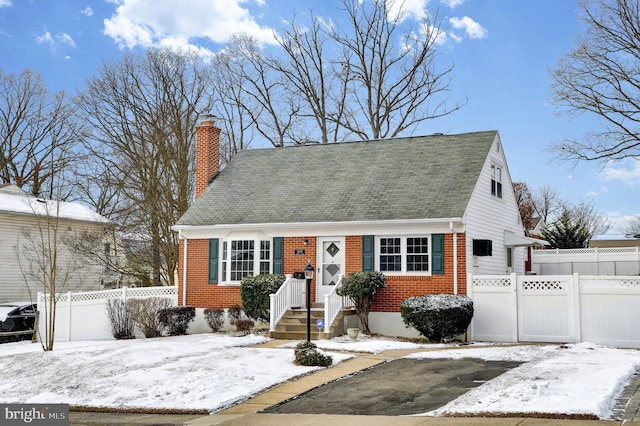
[491,165,502,198]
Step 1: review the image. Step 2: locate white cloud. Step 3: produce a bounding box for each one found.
[600,160,640,187]
[102,0,277,55]
[0,0,11,8]
[449,16,487,39]
[81,6,94,17]
[59,32,76,48]
[388,0,429,21]
[36,29,54,46]
[442,0,466,7]
[35,28,76,52]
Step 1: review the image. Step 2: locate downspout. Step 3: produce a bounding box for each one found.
[180,230,188,307]
[450,221,458,295]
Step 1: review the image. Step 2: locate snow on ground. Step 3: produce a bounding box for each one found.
[0,334,638,419]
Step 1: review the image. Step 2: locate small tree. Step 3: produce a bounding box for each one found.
[541,208,591,249]
[336,271,386,334]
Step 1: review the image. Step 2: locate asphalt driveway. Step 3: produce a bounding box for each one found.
[261,357,522,416]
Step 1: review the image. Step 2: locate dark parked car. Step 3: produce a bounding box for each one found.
[0,302,37,342]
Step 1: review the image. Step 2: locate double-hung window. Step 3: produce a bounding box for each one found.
[220,239,271,283]
[491,165,503,198]
[377,236,430,274]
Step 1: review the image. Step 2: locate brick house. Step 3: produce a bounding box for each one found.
[173,117,542,337]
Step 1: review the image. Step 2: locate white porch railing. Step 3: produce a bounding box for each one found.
[324,275,349,334]
[269,274,306,332]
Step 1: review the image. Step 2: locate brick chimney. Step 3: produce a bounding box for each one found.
[195,115,221,199]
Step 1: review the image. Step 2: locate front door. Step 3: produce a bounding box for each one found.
[316,237,345,301]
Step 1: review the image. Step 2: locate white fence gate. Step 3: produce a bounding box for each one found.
[468,273,640,349]
[37,286,178,342]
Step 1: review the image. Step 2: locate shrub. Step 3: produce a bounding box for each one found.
[400,294,474,342]
[157,306,196,336]
[336,271,386,334]
[240,274,286,322]
[106,299,135,340]
[203,307,225,332]
[235,318,255,335]
[294,341,333,367]
[128,297,173,338]
[227,304,244,326]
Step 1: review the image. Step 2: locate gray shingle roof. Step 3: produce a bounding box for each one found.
[176,130,498,226]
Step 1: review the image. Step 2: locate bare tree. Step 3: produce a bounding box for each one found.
[531,184,562,225]
[15,192,106,351]
[550,0,640,163]
[0,68,87,198]
[220,0,462,146]
[624,215,640,235]
[565,198,611,237]
[331,0,463,139]
[272,12,348,143]
[76,48,215,286]
[215,34,301,148]
[211,35,259,162]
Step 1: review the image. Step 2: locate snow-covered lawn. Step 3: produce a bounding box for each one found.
[0,333,638,419]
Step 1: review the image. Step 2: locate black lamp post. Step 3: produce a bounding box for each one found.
[304,261,314,342]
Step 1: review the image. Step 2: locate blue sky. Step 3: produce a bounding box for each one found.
[0,0,637,233]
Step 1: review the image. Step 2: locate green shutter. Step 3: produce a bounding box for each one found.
[362,235,374,271]
[273,237,284,274]
[208,238,219,284]
[432,234,444,275]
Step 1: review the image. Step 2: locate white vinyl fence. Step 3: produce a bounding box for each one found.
[468,273,640,348]
[37,286,178,342]
[532,247,640,275]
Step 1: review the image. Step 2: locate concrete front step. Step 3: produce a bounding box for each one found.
[270,307,356,340]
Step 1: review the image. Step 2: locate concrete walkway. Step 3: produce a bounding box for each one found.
[69,341,640,426]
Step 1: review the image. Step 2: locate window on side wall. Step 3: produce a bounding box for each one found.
[377,236,430,274]
[491,165,503,198]
[221,239,271,283]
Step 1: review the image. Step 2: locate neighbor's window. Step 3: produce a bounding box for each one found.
[221,239,271,282]
[377,236,430,273]
[491,165,502,198]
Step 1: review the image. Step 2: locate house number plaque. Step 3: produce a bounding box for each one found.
[294,249,306,255]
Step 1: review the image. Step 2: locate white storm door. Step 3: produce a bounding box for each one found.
[316,237,345,301]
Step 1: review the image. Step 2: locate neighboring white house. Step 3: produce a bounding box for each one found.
[0,184,110,302]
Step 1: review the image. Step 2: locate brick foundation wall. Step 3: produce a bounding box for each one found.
[177,233,467,311]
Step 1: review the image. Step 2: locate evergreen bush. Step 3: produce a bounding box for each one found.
[157,306,196,336]
[294,341,333,367]
[240,274,286,322]
[203,307,225,332]
[400,294,474,342]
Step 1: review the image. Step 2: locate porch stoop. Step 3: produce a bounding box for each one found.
[269,303,355,340]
